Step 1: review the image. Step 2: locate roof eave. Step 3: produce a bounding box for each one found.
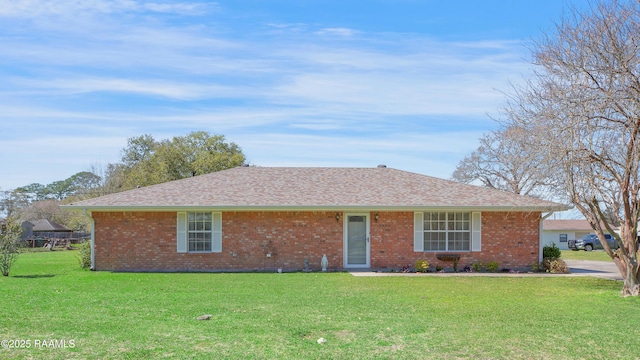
[62,204,571,212]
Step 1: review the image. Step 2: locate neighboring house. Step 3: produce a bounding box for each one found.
[64,166,568,272]
[542,219,594,250]
[29,219,73,239]
[21,221,33,239]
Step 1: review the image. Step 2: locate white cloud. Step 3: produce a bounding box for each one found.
[0,0,215,17]
[8,77,253,100]
[142,2,214,15]
[289,121,345,131]
[238,131,484,179]
[315,27,359,37]
[0,2,534,190]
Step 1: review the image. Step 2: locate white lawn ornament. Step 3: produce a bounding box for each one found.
[321,254,328,272]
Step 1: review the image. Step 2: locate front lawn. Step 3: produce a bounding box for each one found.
[561,249,613,261]
[1,251,637,359]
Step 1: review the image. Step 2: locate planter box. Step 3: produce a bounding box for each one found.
[436,253,461,262]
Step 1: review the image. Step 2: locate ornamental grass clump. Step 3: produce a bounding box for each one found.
[542,258,570,273]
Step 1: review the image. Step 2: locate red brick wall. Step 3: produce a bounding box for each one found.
[370,212,414,268]
[92,210,541,272]
[474,212,542,269]
[371,211,541,270]
[93,211,343,271]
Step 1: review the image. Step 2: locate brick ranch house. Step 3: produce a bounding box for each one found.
[64,166,568,272]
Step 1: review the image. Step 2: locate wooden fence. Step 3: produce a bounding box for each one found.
[24,231,91,248]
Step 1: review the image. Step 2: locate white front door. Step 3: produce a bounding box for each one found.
[344,213,370,268]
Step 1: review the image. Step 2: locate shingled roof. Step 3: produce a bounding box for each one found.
[64,166,568,211]
[543,219,593,231]
[31,219,71,232]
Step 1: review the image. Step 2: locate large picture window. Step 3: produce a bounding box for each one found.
[423,212,470,251]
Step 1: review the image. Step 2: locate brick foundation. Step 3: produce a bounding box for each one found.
[91,210,541,272]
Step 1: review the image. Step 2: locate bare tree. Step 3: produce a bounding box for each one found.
[504,0,640,296]
[452,125,552,196]
[18,199,75,225]
[0,189,31,219]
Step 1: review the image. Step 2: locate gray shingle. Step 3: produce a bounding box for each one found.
[543,219,593,231]
[31,219,71,232]
[64,167,568,211]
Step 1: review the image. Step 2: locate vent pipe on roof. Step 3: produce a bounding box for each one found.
[377,164,387,168]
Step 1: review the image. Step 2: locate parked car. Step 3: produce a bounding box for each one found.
[568,233,618,251]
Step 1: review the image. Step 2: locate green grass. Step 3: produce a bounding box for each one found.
[561,250,613,262]
[1,251,638,359]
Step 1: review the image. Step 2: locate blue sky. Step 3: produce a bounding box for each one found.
[0,0,580,191]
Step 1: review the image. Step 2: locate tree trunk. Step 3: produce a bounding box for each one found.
[614,256,640,297]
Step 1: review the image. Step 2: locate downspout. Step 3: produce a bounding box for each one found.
[539,212,555,263]
[84,209,95,270]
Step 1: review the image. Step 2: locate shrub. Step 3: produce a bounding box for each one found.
[486,261,499,273]
[542,258,570,273]
[543,243,562,259]
[472,262,483,272]
[435,265,443,272]
[414,259,429,273]
[531,261,541,272]
[0,219,22,276]
[77,240,92,270]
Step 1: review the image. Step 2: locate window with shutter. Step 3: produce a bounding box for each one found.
[177,212,222,253]
[414,211,481,252]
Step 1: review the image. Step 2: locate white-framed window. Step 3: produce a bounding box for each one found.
[414,212,481,252]
[177,212,222,253]
[423,212,470,251]
[559,234,568,243]
[188,212,212,252]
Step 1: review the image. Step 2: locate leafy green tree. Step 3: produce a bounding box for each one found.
[157,131,246,178]
[67,171,102,198]
[118,135,163,188]
[102,163,127,195]
[45,179,73,200]
[120,131,246,189]
[121,134,158,168]
[16,183,47,202]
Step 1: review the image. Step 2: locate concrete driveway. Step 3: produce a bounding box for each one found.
[565,260,622,281]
